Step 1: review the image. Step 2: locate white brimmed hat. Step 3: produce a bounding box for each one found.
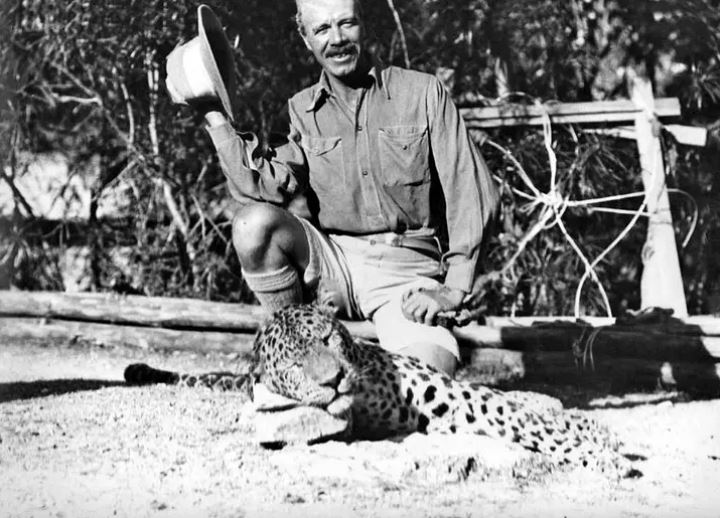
[165,5,237,121]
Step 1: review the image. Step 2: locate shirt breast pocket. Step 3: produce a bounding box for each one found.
[300,135,344,189]
[378,125,430,186]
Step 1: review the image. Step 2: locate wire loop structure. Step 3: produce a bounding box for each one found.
[480,94,697,318]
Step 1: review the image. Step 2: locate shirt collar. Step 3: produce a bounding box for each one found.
[305,55,389,112]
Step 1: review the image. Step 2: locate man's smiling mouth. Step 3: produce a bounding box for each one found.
[327,47,356,59]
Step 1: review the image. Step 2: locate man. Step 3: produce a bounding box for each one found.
[173,0,498,376]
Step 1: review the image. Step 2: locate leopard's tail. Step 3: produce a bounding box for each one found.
[124,363,251,392]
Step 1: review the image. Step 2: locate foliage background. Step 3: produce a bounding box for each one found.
[1,0,719,316]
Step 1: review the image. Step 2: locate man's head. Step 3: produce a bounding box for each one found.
[295,0,367,82]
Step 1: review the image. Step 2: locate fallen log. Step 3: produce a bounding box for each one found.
[4,316,718,396]
[3,290,719,334]
[482,315,720,336]
[1,290,720,362]
[0,317,255,357]
[454,323,720,361]
[462,349,720,396]
[0,290,267,332]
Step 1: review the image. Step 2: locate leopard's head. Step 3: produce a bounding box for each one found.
[251,304,357,409]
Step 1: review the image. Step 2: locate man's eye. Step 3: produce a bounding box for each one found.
[313,25,329,35]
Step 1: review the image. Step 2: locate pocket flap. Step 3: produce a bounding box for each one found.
[378,125,428,144]
[300,135,342,156]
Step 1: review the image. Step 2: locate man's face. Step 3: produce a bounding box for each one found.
[298,0,365,81]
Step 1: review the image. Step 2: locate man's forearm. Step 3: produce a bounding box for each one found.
[428,77,499,294]
[202,114,308,207]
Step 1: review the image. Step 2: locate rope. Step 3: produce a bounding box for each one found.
[480,95,698,318]
[572,324,602,372]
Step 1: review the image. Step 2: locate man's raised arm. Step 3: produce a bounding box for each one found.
[202,109,308,208]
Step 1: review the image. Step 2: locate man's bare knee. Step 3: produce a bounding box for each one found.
[231,203,308,272]
[232,203,277,251]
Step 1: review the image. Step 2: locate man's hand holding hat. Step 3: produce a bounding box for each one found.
[165,5,237,122]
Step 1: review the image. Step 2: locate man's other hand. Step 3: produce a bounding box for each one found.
[401,286,465,326]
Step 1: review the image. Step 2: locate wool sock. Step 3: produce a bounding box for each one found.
[242,265,303,313]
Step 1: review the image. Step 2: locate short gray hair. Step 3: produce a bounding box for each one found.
[295,9,305,36]
[294,0,364,37]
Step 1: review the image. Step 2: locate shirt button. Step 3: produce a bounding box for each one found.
[356,125,363,131]
[361,170,369,176]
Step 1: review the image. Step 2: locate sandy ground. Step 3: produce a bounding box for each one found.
[1,336,719,518]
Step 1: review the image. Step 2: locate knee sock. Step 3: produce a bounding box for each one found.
[242,265,303,314]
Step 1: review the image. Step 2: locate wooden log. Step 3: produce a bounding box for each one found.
[483,315,720,335]
[0,317,255,357]
[3,316,717,396]
[630,73,688,318]
[2,291,720,360]
[3,290,719,335]
[460,97,681,128]
[455,323,720,361]
[0,290,382,341]
[461,349,720,396]
[0,290,267,331]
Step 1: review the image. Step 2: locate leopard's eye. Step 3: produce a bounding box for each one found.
[323,329,345,350]
[319,322,334,342]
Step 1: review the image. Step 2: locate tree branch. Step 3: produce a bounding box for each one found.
[385,0,410,68]
[1,128,35,218]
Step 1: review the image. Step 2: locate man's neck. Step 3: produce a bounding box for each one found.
[325,55,372,108]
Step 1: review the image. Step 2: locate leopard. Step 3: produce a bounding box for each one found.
[125,304,621,468]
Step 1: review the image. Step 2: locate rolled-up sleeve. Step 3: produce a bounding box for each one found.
[206,118,307,206]
[427,79,499,293]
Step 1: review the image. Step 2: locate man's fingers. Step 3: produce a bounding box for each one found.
[401,294,418,320]
[401,291,445,325]
[401,286,423,303]
[412,305,429,324]
[402,294,426,323]
[423,306,440,326]
[402,296,424,323]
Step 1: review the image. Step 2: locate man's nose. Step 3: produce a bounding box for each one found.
[328,25,346,44]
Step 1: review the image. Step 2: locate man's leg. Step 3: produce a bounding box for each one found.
[328,235,459,376]
[372,300,459,376]
[232,202,310,313]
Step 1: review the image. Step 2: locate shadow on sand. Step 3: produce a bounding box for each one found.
[0,379,126,403]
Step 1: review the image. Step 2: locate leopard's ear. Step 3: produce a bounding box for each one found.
[311,300,340,318]
[254,305,292,336]
[310,280,342,318]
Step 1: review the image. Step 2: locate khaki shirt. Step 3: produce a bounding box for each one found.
[207,63,498,293]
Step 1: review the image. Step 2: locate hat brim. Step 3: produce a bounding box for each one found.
[197,5,236,121]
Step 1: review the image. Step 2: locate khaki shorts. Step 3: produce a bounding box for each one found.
[298,218,459,360]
